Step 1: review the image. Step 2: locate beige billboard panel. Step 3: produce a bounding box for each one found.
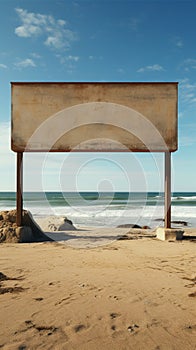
[11,82,178,152]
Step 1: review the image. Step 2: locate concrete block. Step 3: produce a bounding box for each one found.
[156,228,184,241]
[15,226,33,243]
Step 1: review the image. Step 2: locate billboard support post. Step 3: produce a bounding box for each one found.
[16,152,23,227]
[164,151,171,228]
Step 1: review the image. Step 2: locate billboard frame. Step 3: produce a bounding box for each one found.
[11,82,178,229]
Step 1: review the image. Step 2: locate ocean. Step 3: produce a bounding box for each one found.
[0,192,196,228]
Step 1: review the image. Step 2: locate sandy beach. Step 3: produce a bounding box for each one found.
[1,0,196,349]
[0,225,196,350]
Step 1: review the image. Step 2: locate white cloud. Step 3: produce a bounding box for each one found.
[15,8,47,37]
[182,58,196,72]
[137,64,164,73]
[56,54,80,67]
[15,58,36,68]
[88,55,103,60]
[66,55,80,62]
[15,8,77,50]
[179,135,196,147]
[172,36,183,48]
[176,39,183,48]
[44,29,76,50]
[30,52,42,59]
[179,78,196,106]
[0,63,7,69]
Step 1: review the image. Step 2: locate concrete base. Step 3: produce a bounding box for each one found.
[156,228,184,241]
[15,226,33,243]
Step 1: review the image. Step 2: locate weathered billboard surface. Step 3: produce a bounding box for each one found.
[11,82,178,152]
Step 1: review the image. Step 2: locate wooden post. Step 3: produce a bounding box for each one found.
[16,152,23,226]
[164,152,171,228]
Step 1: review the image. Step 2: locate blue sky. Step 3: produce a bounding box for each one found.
[0,0,196,192]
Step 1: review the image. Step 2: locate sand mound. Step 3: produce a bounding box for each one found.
[0,209,52,243]
[36,216,76,232]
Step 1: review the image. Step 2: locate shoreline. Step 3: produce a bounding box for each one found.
[1,190,196,229]
[35,214,196,229]
[34,215,196,249]
[1,205,196,229]
[1,208,195,246]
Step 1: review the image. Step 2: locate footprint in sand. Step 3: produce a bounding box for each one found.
[0,272,26,295]
[127,324,139,333]
[74,324,88,333]
[109,295,119,300]
[184,324,196,332]
[0,285,25,295]
[184,283,195,288]
[17,320,62,337]
[55,294,75,306]
[109,313,121,333]
[110,312,121,320]
[183,276,196,289]
[18,345,27,350]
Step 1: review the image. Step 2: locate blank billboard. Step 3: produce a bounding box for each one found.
[11,82,178,152]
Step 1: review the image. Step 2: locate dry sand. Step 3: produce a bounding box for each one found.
[0,227,196,350]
